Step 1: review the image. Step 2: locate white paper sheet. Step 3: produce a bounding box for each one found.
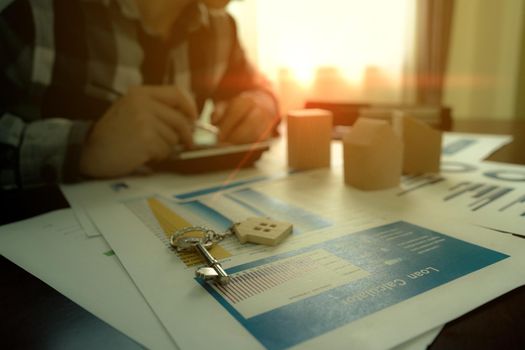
[60,177,165,238]
[84,169,525,350]
[59,145,288,238]
[60,130,511,239]
[392,327,443,350]
[0,209,177,350]
[441,132,512,161]
[352,160,525,235]
[55,132,518,349]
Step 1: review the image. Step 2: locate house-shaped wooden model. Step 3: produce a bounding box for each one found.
[392,113,442,174]
[343,118,403,190]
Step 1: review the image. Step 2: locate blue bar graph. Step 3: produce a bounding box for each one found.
[398,174,445,196]
[225,188,332,234]
[442,138,477,155]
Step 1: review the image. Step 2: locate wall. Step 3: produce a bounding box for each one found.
[516,2,525,119]
[444,0,524,119]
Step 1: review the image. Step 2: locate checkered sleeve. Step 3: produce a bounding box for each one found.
[0,0,92,189]
[0,114,92,189]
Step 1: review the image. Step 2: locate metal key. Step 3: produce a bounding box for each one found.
[192,241,230,285]
[170,227,230,285]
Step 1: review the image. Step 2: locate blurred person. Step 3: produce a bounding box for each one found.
[0,0,279,189]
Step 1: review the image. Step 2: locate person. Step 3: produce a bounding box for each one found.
[0,0,279,190]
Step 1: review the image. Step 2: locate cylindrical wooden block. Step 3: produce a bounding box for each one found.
[287,109,333,170]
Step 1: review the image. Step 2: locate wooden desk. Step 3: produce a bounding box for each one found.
[1,120,524,349]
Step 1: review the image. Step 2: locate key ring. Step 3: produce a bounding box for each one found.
[170,226,215,251]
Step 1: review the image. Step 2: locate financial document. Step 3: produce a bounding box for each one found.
[0,209,177,350]
[84,169,525,350]
[60,131,512,239]
[441,132,512,161]
[0,189,441,349]
[354,160,525,235]
[51,130,521,349]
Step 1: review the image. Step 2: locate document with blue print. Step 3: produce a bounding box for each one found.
[358,160,525,235]
[84,169,525,350]
[202,221,507,350]
[60,131,511,239]
[441,132,512,161]
[0,209,177,350]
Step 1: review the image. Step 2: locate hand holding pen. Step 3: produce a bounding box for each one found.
[79,86,197,178]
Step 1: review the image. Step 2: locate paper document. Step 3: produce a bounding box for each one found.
[200,221,505,349]
[0,209,177,350]
[356,160,525,235]
[60,149,288,238]
[60,131,512,239]
[54,132,519,349]
[84,170,525,350]
[441,132,512,162]
[60,177,171,238]
[392,327,443,350]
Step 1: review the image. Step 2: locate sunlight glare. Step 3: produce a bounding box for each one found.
[255,0,414,92]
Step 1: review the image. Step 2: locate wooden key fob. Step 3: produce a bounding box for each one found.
[232,217,293,246]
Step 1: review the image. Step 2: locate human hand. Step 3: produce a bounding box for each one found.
[201,0,230,9]
[79,86,197,178]
[211,95,277,144]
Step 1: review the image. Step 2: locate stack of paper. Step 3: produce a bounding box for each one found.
[1,132,524,350]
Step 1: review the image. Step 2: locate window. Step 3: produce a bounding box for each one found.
[230,0,416,111]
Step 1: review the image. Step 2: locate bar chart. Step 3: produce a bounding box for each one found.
[398,175,522,214]
[499,194,525,217]
[211,249,369,318]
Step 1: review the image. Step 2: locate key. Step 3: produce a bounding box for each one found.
[171,235,213,251]
[193,241,230,285]
[171,234,230,285]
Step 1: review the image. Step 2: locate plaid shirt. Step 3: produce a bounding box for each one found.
[0,0,277,190]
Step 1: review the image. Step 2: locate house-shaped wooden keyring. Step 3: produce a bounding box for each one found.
[232,217,293,246]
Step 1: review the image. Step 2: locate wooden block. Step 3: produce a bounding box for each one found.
[343,118,403,190]
[392,112,442,174]
[287,109,333,170]
[233,217,293,246]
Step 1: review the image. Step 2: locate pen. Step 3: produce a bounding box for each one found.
[195,119,219,135]
[94,83,215,134]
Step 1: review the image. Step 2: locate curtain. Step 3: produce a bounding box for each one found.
[414,0,455,105]
[516,2,525,119]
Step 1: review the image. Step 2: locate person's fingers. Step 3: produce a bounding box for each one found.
[154,117,181,146]
[147,99,194,147]
[217,97,255,142]
[224,108,266,144]
[129,85,198,121]
[224,117,253,144]
[147,135,172,161]
[136,124,171,161]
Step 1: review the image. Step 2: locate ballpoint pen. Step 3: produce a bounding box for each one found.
[195,119,219,136]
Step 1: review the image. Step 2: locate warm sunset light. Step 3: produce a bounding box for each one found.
[4,0,525,348]
[230,0,415,107]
